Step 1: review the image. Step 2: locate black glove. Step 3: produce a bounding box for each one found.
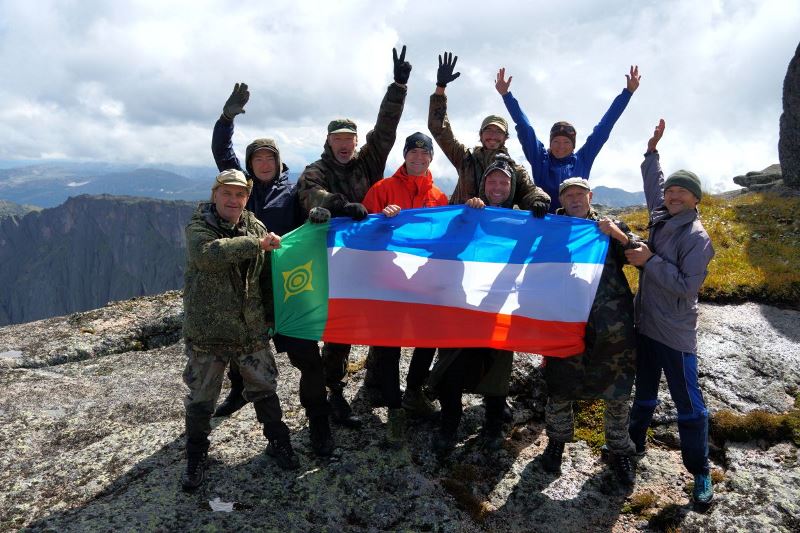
[342,202,368,221]
[530,201,548,219]
[437,52,461,88]
[222,82,249,120]
[308,207,331,224]
[393,45,412,85]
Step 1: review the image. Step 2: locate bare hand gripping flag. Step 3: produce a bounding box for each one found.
[272,206,609,357]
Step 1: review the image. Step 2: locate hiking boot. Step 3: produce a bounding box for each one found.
[432,429,457,459]
[266,438,300,471]
[692,473,714,505]
[610,453,636,487]
[386,408,406,447]
[213,387,248,417]
[402,386,438,417]
[309,415,334,457]
[328,385,362,428]
[541,439,565,474]
[181,447,208,492]
[480,424,505,452]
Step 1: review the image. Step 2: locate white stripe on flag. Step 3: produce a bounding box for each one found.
[327,247,602,323]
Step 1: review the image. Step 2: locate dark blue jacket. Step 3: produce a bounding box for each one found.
[211,117,304,236]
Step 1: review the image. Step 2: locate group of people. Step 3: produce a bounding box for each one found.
[180,47,715,507]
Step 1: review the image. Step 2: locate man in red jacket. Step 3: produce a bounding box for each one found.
[361,132,447,446]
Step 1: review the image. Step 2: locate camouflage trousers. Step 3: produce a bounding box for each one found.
[183,343,284,446]
[545,398,636,455]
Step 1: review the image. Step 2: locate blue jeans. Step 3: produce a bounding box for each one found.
[629,334,709,476]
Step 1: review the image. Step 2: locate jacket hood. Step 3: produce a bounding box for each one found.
[246,138,282,179]
[477,151,517,209]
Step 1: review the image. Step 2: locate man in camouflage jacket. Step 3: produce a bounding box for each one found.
[181,169,298,492]
[428,51,550,215]
[295,46,411,428]
[541,177,638,487]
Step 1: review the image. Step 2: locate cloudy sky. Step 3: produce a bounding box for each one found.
[0,0,797,192]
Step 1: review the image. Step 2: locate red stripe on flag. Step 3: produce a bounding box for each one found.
[322,299,584,357]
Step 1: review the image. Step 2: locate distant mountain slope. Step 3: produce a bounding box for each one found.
[590,186,645,207]
[0,194,196,326]
[0,199,41,219]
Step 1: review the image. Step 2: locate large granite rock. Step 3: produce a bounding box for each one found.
[0,295,798,531]
[780,41,800,188]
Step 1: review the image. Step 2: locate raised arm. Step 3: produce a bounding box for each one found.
[211,82,250,172]
[357,47,409,181]
[576,66,640,170]
[428,51,469,168]
[497,69,546,172]
[640,119,666,211]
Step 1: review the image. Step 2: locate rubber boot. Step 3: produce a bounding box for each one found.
[328,382,362,428]
[386,408,406,448]
[309,415,335,457]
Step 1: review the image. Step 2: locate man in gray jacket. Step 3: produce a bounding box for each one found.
[625,119,715,506]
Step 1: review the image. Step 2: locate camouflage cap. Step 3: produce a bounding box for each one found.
[558,177,591,195]
[327,118,357,134]
[480,115,508,134]
[213,169,253,193]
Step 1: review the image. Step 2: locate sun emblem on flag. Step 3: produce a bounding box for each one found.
[282,261,313,301]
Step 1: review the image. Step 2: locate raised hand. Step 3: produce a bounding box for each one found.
[625,65,641,93]
[393,45,412,85]
[495,68,512,96]
[647,118,665,153]
[437,51,461,87]
[222,82,249,120]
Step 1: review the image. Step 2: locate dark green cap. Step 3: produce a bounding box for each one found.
[664,169,702,200]
[327,118,357,134]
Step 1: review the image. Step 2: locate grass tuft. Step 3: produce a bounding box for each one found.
[621,192,800,307]
[621,490,658,515]
[711,408,800,446]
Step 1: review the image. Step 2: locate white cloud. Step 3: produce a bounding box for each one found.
[0,0,797,191]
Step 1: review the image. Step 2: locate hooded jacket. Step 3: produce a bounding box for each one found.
[635,152,714,353]
[362,164,448,213]
[182,202,274,352]
[427,93,550,208]
[211,118,303,236]
[296,83,407,213]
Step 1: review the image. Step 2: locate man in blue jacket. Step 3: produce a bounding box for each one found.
[495,66,641,212]
[210,83,334,457]
[625,119,715,506]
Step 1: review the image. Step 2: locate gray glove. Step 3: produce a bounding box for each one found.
[222,82,249,120]
[309,207,331,224]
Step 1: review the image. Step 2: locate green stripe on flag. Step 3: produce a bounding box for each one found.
[271,221,329,340]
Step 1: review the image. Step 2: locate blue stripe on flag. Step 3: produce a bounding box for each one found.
[327,205,608,265]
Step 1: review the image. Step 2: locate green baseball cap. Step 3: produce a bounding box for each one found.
[327,118,357,134]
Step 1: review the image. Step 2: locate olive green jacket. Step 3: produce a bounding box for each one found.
[427,93,549,208]
[182,203,273,352]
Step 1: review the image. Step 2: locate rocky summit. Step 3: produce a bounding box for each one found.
[0,293,798,532]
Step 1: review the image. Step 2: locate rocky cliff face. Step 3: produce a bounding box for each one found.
[779,41,800,188]
[0,194,196,326]
[0,294,798,532]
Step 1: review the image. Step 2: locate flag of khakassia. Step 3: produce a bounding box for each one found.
[272,205,609,357]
